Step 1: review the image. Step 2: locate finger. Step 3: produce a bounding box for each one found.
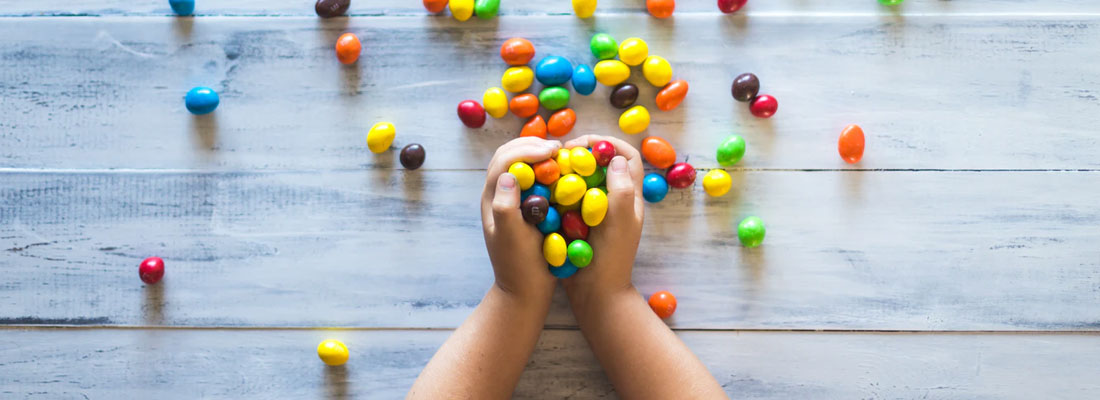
[488,173,523,232]
[604,155,638,222]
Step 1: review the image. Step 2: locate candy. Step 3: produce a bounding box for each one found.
[716,135,746,166]
[535,56,573,86]
[554,174,587,206]
[591,141,616,166]
[702,169,731,197]
[737,216,766,247]
[519,115,547,139]
[533,159,560,185]
[399,144,426,170]
[593,60,630,86]
[184,87,219,115]
[648,291,677,319]
[335,33,361,64]
[547,109,577,137]
[457,100,487,128]
[522,195,550,224]
[582,167,606,187]
[838,124,865,164]
[572,0,597,18]
[646,0,675,18]
[474,0,500,19]
[423,0,448,13]
[717,0,747,13]
[139,257,165,285]
[642,173,669,203]
[543,233,568,266]
[569,147,597,177]
[666,162,696,189]
[878,0,904,4]
[640,136,676,169]
[617,38,649,66]
[508,93,539,118]
[315,0,350,17]
[508,162,536,190]
[749,94,778,118]
[618,105,650,134]
[590,33,618,60]
[538,86,570,111]
[501,66,534,92]
[655,79,688,111]
[549,259,579,278]
[169,0,195,16]
[731,73,759,102]
[561,210,589,241]
[555,149,574,175]
[500,38,535,66]
[581,188,608,226]
[449,0,474,21]
[522,183,551,203]
[537,207,562,234]
[609,83,639,109]
[366,122,396,153]
[317,339,349,366]
[567,239,594,268]
[641,56,673,87]
[572,65,597,96]
[483,87,508,119]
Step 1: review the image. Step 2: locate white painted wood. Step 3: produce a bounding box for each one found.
[0,328,1097,399]
[2,16,1099,170]
[3,170,1098,329]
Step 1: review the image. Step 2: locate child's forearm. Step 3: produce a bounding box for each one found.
[570,286,728,399]
[408,282,553,399]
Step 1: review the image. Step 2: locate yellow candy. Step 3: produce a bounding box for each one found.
[554,174,587,206]
[502,66,534,93]
[483,87,508,119]
[543,233,567,267]
[572,0,596,18]
[593,60,630,86]
[555,148,574,175]
[570,147,597,176]
[702,169,732,197]
[618,105,650,134]
[450,0,474,21]
[366,122,395,153]
[548,180,558,203]
[618,38,649,66]
[317,339,349,366]
[581,188,608,226]
[508,162,535,190]
[642,55,673,87]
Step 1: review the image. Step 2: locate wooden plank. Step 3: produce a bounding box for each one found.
[1,328,1097,399]
[3,16,1100,170]
[3,170,1098,330]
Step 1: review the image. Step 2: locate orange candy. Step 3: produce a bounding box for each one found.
[335,33,361,65]
[838,124,865,164]
[547,109,576,137]
[640,136,676,169]
[509,94,539,118]
[500,38,536,66]
[648,291,677,319]
[655,79,688,111]
[423,0,448,13]
[533,159,561,185]
[520,115,547,139]
[646,0,675,18]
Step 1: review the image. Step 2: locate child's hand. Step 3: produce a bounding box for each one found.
[559,135,646,303]
[481,137,563,301]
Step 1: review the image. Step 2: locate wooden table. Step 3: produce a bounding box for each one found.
[2,1,1098,398]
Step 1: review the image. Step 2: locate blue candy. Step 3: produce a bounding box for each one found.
[535,56,573,86]
[521,183,551,203]
[537,207,561,234]
[642,173,669,203]
[549,259,579,278]
[169,0,195,16]
[572,64,596,95]
[185,87,219,115]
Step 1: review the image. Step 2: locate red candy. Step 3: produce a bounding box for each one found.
[139,257,165,285]
[561,210,589,241]
[717,0,748,13]
[749,94,778,118]
[648,291,677,319]
[457,100,486,128]
[665,162,696,189]
[423,0,448,13]
[591,141,616,167]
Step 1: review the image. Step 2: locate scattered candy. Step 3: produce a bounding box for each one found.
[590,33,619,60]
[648,291,677,319]
[139,257,165,285]
[556,149,574,174]
[642,173,670,203]
[522,195,550,224]
[535,56,573,86]
[509,93,539,118]
[474,0,500,19]
[838,124,865,164]
[538,86,571,111]
[716,135,746,166]
[483,87,508,118]
[642,55,673,87]
[572,65,597,95]
[315,0,350,17]
[521,115,548,138]
[618,105,650,134]
[731,73,759,102]
[533,159,561,185]
[522,183,551,202]
[702,169,731,197]
[561,210,589,241]
[749,94,778,118]
[717,0,748,13]
[169,0,195,16]
[666,162,696,189]
[591,141,616,166]
[423,0,448,13]
[538,207,562,234]
[548,109,577,137]
[543,232,568,266]
[646,0,675,18]
[449,0,474,21]
[318,339,349,366]
[457,100,487,128]
[581,188,608,226]
[184,87,219,115]
[593,60,630,86]
[641,136,676,169]
[508,162,536,190]
[549,259,579,278]
[335,33,361,65]
[366,122,396,153]
[500,38,536,66]
[400,144,426,170]
[617,38,649,66]
[737,216,766,247]
[655,79,688,111]
[572,0,597,18]
[569,148,597,176]
[610,83,639,109]
[582,167,606,187]
[501,66,534,92]
[554,174,587,206]
[567,239,594,267]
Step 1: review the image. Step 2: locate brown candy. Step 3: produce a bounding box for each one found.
[731,73,759,102]
[399,144,425,170]
[521,195,550,224]
[609,83,639,109]
[315,0,350,18]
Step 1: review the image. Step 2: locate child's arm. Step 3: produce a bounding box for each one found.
[408,138,563,400]
[562,135,727,399]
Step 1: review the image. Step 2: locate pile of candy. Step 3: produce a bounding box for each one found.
[423,0,500,21]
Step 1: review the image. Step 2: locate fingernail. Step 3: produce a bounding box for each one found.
[545,141,560,151]
[610,156,627,173]
[499,173,516,191]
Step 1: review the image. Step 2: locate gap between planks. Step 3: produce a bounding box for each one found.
[3,325,1099,335]
[2,168,1100,174]
[7,12,1100,19]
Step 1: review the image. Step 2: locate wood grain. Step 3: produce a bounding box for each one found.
[3,16,1099,170]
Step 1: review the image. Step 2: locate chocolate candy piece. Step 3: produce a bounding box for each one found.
[731,73,760,102]
[610,83,639,109]
[522,195,550,224]
[315,0,350,18]
[399,144,426,170]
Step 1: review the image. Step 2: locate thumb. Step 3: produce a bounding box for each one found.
[491,173,523,229]
[605,156,636,218]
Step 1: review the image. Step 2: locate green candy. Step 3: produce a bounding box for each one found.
[474,0,500,19]
[583,167,606,187]
[717,135,746,167]
[737,216,766,248]
[590,33,618,60]
[567,239,593,268]
[877,0,904,4]
[539,86,570,111]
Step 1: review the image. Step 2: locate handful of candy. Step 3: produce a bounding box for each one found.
[509,141,618,278]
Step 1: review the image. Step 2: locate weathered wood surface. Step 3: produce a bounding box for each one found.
[3,16,1100,170]
[4,170,1098,330]
[1,328,1097,399]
